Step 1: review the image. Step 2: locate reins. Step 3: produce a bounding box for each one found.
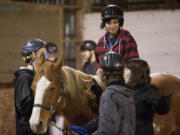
[51,121,70,135]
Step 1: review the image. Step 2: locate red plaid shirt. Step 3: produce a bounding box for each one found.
[95,29,139,68]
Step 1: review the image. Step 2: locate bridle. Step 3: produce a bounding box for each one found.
[33,77,70,134]
[32,75,71,134]
[33,93,64,114]
[33,76,65,115]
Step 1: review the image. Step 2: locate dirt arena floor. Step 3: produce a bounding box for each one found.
[0,87,15,135]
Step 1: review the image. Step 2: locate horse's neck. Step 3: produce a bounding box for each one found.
[57,66,99,124]
[62,66,94,88]
[60,66,92,106]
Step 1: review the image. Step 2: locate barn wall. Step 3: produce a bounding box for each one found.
[0,87,15,135]
[0,2,63,83]
[0,2,63,135]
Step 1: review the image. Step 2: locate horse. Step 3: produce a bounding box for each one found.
[29,53,180,135]
[29,54,106,134]
[151,73,180,135]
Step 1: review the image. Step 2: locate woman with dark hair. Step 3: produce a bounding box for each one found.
[123,59,171,135]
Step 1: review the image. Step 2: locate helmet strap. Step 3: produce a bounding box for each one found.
[30,52,36,64]
[22,52,36,62]
[32,52,36,59]
[22,55,31,63]
[22,57,26,62]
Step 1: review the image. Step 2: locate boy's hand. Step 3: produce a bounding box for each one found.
[96,68,103,76]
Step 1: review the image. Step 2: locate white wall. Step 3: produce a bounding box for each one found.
[82,10,180,77]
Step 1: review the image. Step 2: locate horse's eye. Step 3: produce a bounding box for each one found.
[49,87,55,91]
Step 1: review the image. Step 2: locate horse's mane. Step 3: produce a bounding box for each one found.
[61,66,105,99]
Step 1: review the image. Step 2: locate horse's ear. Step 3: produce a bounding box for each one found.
[55,54,64,71]
[37,52,46,66]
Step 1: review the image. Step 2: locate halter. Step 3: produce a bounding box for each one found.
[33,76,65,115]
[33,93,63,114]
[33,76,71,134]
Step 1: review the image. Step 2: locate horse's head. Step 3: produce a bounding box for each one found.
[29,53,64,134]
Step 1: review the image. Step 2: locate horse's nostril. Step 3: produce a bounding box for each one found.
[39,120,43,127]
[37,120,43,130]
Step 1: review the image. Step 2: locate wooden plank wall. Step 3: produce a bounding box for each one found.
[0,87,15,135]
[0,2,63,83]
[0,2,63,134]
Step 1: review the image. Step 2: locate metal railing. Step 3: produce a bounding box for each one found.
[13,0,76,5]
[13,0,180,9]
[90,0,180,11]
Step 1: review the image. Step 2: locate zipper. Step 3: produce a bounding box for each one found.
[104,36,121,54]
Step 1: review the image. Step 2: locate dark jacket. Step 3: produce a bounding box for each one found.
[14,68,49,135]
[134,84,170,135]
[84,81,136,135]
[14,68,35,135]
[95,29,139,68]
[83,61,97,75]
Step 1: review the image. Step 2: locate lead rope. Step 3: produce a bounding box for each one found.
[51,121,70,135]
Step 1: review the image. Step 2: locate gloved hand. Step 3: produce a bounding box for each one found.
[156,94,172,114]
[70,125,88,135]
[159,94,172,106]
[144,91,161,106]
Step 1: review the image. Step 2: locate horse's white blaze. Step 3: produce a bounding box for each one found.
[30,76,51,129]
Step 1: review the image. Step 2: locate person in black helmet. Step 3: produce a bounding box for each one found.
[80,40,97,75]
[71,52,136,135]
[96,4,139,75]
[46,42,58,62]
[13,38,49,135]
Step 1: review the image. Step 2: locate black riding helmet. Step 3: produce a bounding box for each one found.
[46,42,58,53]
[101,5,124,27]
[21,38,47,63]
[100,51,125,73]
[80,40,96,51]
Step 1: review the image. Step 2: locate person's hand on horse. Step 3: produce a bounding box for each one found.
[144,91,160,105]
[96,68,103,76]
[155,94,172,114]
[159,94,172,106]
